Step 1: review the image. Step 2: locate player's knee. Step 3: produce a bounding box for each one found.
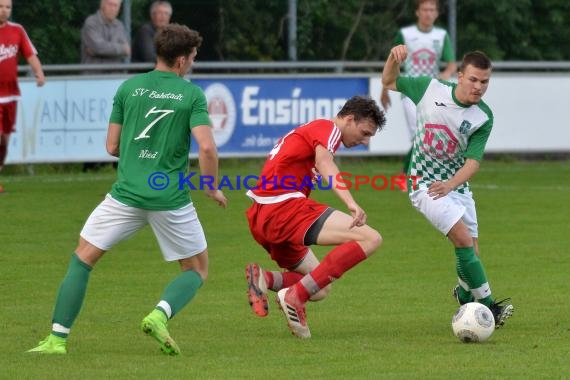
[183,266,208,282]
[362,229,382,256]
[196,268,208,282]
[309,284,331,302]
[372,231,383,251]
[451,236,473,248]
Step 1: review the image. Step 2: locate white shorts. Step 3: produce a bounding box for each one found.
[409,189,478,237]
[80,195,207,261]
[402,95,417,139]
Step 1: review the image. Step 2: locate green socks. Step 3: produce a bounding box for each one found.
[48,256,202,340]
[156,270,203,319]
[455,247,493,307]
[51,253,92,338]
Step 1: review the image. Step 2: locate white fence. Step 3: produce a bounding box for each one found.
[6,71,570,164]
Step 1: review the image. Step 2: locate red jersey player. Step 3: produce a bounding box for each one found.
[0,0,45,190]
[245,95,386,338]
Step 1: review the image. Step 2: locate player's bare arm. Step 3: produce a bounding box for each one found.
[106,122,122,157]
[27,55,45,87]
[191,125,228,208]
[428,158,480,200]
[381,45,408,92]
[314,145,366,228]
[439,61,457,81]
[380,87,391,110]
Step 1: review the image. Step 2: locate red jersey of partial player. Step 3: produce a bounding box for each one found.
[247,119,342,203]
[0,22,37,102]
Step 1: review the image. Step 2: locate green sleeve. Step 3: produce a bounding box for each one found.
[109,83,126,125]
[442,32,456,62]
[396,76,432,105]
[465,105,493,161]
[189,87,211,129]
[393,30,404,46]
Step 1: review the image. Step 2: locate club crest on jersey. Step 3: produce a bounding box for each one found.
[433,40,441,51]
[459,120,472,134]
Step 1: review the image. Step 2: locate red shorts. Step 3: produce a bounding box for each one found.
[246,197,330,269]
[0,101,17,135]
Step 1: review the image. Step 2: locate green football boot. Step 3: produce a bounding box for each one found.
[27,334,67,354]
[141,309,180,355]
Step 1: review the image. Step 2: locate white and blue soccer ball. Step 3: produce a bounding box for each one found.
[451,302,495,343]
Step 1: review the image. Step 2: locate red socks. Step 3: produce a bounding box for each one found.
[294,241,366,303]
[265,271,304,291]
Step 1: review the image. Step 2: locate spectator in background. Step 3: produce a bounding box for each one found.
[0,0,45,192]
[81,0,130,65]
[380,0,456,190]
[132,1,172,63]
[81,0,130,171]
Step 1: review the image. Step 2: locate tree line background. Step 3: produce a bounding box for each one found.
[12,0,570,65]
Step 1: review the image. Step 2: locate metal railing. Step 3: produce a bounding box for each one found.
[18,60,570,76]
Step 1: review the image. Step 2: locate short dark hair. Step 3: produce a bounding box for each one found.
[337,95,386,131]
[415,0,438,10]
[459,51,492,72]
[155,24,202,67]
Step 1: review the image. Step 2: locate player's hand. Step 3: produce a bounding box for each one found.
[348,203,367,229]
[35,73,46,87]
[390,45,408,64]
[205,189,228,208]
[427,181,452,200]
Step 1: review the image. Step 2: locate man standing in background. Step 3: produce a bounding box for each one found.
[81,0,130,171]
[81,0,130,65]
[380,0,456,188]
[0,0,45,192]
[133,1,172,63]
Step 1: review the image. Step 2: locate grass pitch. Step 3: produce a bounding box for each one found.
[0,158,569,379]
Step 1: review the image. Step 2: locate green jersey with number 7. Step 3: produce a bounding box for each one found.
[109,70,211,210]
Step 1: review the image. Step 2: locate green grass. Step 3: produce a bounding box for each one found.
[1,158,569,379]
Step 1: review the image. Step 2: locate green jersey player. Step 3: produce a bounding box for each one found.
[28,24,227,355]
[382,44,513,329]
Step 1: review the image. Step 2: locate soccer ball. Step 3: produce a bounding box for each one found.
[451,302,495,343]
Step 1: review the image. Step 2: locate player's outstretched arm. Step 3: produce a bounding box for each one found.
[191,125,227,208]
[314,145,366,228]
[382,45,407,92]
[380,87,391,111]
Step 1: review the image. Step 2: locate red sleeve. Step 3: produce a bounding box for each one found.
[302,119,342,154]
[18,25,37,59]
